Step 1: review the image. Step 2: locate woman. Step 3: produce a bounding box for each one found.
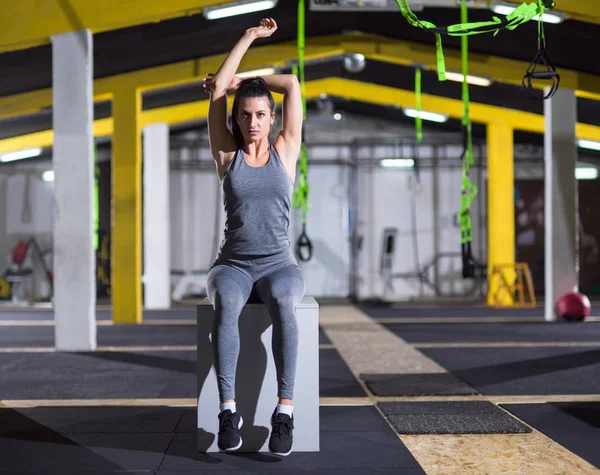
[202,18,305,457]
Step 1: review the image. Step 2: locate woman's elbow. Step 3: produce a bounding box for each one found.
[287,75,300,90]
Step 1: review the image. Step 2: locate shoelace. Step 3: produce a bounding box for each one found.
[219,411,237,431]
[272,416,293,437]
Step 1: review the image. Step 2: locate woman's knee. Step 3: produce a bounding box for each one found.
[207,266,252,313]
[212,290,246,314]
[265,275,305,309]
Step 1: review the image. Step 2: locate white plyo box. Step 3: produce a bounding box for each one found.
[197,296,320,452]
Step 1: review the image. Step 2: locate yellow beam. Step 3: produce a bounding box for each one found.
[317,78,600,141]
[2,33,599,121]
[553,0,600,24]
[4,77,600,155]
[0,0,234,53]
[0,41,342,120]
[111,88,143,324]
[0,92,113,121]
[486,123,515,305]
[0,118,113,154]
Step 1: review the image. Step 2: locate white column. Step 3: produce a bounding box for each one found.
[180,148,194,276]
[51,30,96,350]
[544,87,579,321]
[142,123,171,309]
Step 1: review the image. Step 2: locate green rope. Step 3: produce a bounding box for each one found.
[537,0,547,50]
[458,0,478,246]
[394,0,550,81]
[292,0,310,225]
[415,68,422,143]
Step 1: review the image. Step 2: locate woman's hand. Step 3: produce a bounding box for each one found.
[247,18,278,39]
[203,73,242,95]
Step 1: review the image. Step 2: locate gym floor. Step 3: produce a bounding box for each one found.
[0,301,599,474]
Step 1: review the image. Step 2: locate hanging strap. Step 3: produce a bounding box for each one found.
[456,1,480,278]
[291,0,313,262]
[394,0,554,92]
[296,222,313,262]
[415,68,423,143]
[522,0,560,99]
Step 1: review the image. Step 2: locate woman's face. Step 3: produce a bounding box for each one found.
[236,96,275,144]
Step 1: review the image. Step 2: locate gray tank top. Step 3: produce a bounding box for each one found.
[218,143,294,257]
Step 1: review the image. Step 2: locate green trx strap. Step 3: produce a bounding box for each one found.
[394,0,558,98]
[415,68,422,143]
[292,0,313,262]
[457,1,479,279]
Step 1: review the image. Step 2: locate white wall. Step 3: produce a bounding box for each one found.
[166,113,490,301]
[290,164,350,298]
[169,148,224,274]
[351,143,484,301]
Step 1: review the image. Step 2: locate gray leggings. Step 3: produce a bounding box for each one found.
[207,250,306,401]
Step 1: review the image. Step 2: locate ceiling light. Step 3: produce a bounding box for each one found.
[381,159,415,168]
[343,54,367,73]
[0,147,43,162]
[403,108,449,123]
[42,170,54,182]
[491,4,564,24]
[204,0,277,20]
[575,167,598,180]
[237,67,276,78]
[444,71,492,87]
[577,139,600,152]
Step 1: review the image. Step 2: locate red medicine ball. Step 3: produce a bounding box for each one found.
[555,292,591,322]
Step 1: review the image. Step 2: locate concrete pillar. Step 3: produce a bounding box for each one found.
[180,147,195,277]
[544,88,579,321]
[51,30,96,351]
[142,123,171,309]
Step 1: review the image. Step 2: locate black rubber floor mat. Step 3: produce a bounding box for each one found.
[357,304,545,319]
[420,347,600,395]
[319,328,332,345]
[381,321,600,344]
[321,349,367,397]
[378,401,532,434]
[361,373,478,396]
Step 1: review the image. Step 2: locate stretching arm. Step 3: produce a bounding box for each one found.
[211,32,257,98]
[207,18,278,163]
[211,18,278,98]
[259,74,299,95]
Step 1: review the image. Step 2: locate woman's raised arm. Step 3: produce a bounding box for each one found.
[205,18,278,163]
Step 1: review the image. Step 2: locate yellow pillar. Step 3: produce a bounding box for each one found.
[111,87,142,323]
[487,122,515,305]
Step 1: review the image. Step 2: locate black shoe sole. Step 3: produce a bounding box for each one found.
[270,442,293,457]
[220,416,243,452]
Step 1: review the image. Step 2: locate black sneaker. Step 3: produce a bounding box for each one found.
[269,410,294,456]
[217,409,243,451]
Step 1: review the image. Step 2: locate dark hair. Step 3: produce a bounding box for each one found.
[231,77,275,147]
